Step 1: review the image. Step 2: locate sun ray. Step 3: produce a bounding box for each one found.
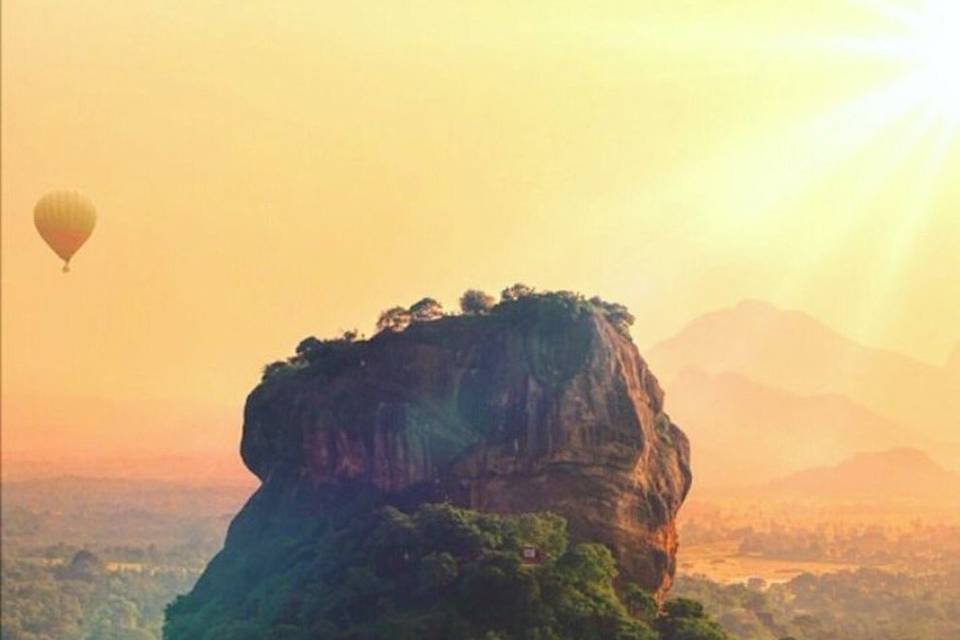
[849,0,925,29]
[602,0,960,341]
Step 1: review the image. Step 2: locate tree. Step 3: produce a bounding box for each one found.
[590,297,635,335]
[500,283,535,302]
[554,542,618,587]
[377,307,412,333]
[459,289,495,315]
[663,598,705,620]
[296,336,322,354]
[623,583,659,622]
[295,336,324,362]
[417,552,458,594]
[59,549,106,580]
[409,297,443,322]
[261,361,290,380]
[655,598,733,640]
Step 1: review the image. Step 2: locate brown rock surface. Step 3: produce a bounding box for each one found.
[237,294,691,595]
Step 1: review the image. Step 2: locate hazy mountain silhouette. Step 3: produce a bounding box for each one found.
[0,452,256,486]
[647,300,958,446]
[766,448,960,501]
[663,368,917,488]
[948,342,960,376]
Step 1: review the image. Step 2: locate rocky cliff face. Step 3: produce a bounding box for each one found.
[227,294,690,597]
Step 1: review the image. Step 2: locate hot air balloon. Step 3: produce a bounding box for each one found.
[34,190,97,272]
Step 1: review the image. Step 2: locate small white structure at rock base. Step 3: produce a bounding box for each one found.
[522,544,542,564]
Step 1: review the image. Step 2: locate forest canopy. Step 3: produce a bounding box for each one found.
[164,504,730,640]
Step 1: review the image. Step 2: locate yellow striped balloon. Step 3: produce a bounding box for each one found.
[34,190,97,272]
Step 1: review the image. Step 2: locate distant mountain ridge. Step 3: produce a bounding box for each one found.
[662,368,917,488]
[1,452,255,486]
[647,299,958,448]
[948,342,960,373]
[766,448,960,501]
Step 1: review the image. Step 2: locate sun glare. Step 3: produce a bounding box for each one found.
[899,1,960,122]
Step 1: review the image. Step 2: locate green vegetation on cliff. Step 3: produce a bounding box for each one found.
[164,504,728,640]
[260,287,632,384]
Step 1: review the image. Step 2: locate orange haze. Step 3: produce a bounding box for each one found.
[2,1,958,476]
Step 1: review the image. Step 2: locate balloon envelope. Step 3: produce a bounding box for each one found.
[34,190,97,271]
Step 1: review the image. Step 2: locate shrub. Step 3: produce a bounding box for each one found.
[262,361,292,381]
[409,297,444,322]
[590,296,635,336]
[377,306,412,332]
[623,583,659,622]
[656,598,733,640]
[460,289,495,315]
[295,336,324,360]
[500,283,535,302]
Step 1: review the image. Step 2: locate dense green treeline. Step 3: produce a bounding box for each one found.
[673,571,960,640]
[1,551,200,640]
[165,504,730,640]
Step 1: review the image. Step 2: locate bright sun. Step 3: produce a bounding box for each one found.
[898,1,960,122]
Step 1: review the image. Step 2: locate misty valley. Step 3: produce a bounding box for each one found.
[3,477,959,639]
[0,477,250,639]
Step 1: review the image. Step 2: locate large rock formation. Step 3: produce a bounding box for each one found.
[226,293,690,598]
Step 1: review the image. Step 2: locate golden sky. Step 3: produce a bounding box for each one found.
[2,0,958,458]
